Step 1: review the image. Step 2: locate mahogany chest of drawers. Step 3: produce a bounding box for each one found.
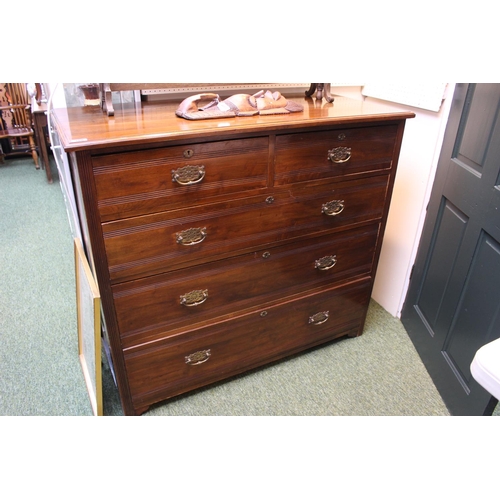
[52,95,413,415]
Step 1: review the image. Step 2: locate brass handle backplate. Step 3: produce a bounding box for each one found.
[315,255,337,271]
[322,200,345,216]
[172,164,205,185]
[180,289,208,307]
[176,227,207,245]
[309,311,329,326]
[328,146,352,163]
[185,349,211,365]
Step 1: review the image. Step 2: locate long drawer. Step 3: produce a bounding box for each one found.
[103,174,390,283]
[124,277,372,410]
[92,137,270,221]
[274,124,399,185]
[114,224,379,348]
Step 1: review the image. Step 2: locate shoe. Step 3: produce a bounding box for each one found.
[175,90,303,120]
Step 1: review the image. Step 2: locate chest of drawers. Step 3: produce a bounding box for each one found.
[52,95,413,415]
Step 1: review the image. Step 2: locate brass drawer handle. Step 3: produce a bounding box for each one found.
[185,349,211,365]
[328,146,352,163]
[315,255,337,271]
[176,227,207,245]
[172,164,205,185]
[309,311,329,326]
[322,200,345,216]
[180,289,208,307]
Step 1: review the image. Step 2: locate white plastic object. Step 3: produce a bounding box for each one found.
[471,337,500,400]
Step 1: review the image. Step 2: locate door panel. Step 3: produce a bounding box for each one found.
[415,199,468,335]
[402,84,500,415]
[443,231,500,393]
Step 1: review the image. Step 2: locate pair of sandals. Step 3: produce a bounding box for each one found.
[176,90,303,120]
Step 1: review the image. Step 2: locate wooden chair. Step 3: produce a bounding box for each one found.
[0,83,39,168]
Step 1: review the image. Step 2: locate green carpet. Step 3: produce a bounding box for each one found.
[0,156,491,416]
[0,158,91,415]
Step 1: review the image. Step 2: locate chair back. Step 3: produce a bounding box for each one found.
[0,83,39,168]
[3,83,31,130]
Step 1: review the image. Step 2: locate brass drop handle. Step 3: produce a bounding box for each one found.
[172,165,205,185]
[309,311,329,326]
[180,289,208,307]
[328,146,352,163]
[176,227,207,245]
[315,255,337,271]
[322,200,345,216]
[185,349,211,365]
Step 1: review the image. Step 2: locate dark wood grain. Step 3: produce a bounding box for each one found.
[102,175,390,282]
[113,224,379,349]
[124,278,372,412]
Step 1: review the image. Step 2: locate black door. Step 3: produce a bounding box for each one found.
[401,83,500,416]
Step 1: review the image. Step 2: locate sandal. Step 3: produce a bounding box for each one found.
[175,90,303,120]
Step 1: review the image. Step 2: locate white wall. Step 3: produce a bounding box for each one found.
[46,83,66,108]
[333,85,456,317]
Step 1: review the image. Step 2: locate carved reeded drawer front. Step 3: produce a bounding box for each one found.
[102,175,390,283]
[113,224,380,348]
[92,137,269,221]
[124,278,372,409]
[274,124,399,185]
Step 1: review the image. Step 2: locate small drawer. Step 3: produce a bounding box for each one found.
[274,124,399,185]
[103,175,390,282]
[92,137,270,221]
[114,224,380,348]
[123,278,372,410]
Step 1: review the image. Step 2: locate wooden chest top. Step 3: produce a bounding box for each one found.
[51,96,414,152]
